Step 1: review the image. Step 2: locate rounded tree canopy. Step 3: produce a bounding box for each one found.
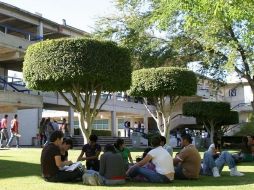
[23,38,131,92]
[216,110,239,126]
[183,101,231,119]
[195,110,239,126]
[129,67,197,97]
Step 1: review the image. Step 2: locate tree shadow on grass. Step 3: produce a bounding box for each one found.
[0,159,41,179]
[122,171,254,187]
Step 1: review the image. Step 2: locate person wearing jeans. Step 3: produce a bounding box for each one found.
[127,136,174,183]
[6,114,20,148]
[202,144,244,177]
[0,114,9,148]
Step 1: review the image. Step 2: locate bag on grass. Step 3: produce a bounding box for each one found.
[82,171,102,186]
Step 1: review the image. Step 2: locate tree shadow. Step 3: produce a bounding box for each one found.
[0,160,41,179]
[122,172,254,187]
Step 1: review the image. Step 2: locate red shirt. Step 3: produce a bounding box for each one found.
[11,119,19,133]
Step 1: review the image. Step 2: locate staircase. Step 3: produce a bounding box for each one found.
[72,135,132,148]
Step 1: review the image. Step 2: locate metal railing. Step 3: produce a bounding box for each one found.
[0,75,30,93]
[231,102,252,110]
[0,24,43,41]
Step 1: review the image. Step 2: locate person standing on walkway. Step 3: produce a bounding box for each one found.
[6,114,20,148]
[141,122,145,133]
[0,114,9,148]
[44,118,55,147]
[39,118,46,146]
[60,118,69,138]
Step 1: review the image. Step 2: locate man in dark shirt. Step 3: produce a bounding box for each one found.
[41,131,83,182]
[77,134,101,171]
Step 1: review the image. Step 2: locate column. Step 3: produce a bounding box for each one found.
[111,111,117,137]
[37,21,43,40]
[68,107,74,136]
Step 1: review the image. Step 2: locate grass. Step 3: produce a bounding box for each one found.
[0,148,254,190]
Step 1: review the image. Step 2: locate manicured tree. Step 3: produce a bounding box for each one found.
[215,111,239,135]
[183,101,239,143]
[23,38,131,143]
[122,0,254,112]
[129,67,197,141]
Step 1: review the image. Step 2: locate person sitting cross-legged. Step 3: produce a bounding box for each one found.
[41,131,83,182]
[202,144,244,177]
[126,136,174,183]
[83,144,126,186]
[173,134,201,180]
[99,144,126,185]
[77,134,101,171]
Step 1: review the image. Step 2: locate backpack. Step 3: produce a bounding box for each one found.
[82,171,102,186]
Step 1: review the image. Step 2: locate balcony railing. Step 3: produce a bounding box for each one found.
[0,24,43,41]
[0,75,30,93]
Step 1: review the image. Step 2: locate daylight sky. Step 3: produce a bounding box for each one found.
[1,0,242,82]
[0,0,117,32]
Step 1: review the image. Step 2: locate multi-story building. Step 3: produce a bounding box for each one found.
[0,2,252,146]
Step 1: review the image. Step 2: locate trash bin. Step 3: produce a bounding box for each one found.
[131,132,141,147]
[32,137,37,146]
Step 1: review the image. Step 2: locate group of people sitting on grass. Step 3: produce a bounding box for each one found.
[41,130,250,185]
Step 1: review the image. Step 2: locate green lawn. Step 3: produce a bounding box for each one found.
[0,148,254,190]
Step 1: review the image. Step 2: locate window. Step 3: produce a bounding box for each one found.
[118,119,125,129]
[74,120,79,128]
[92,119,109,130]
[229,88,237,97]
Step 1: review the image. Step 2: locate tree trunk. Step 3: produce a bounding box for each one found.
[249,83,254,114]
[78,113,91,144]
[210,125,214,144]
[156,113,171,144]
[164,122,171,144]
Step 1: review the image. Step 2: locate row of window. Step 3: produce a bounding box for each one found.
[74,119,125,130]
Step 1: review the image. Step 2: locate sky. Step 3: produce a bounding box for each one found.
[0,0,117,32]
[1,0,242,83]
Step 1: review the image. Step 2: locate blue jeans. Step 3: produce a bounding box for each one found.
[202,151,236,175]
[128,166,171,183]
[7,132,19,147]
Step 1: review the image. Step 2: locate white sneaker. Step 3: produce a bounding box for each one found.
[230,167,244,176]
[212,167,220,177]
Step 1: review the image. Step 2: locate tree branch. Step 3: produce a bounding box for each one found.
[143,98,158,122]
[58,91,76,109]
[91,87,102,118]
[96,92,110,116]
[227,25,252,81]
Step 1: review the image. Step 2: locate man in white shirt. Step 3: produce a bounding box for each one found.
[126,136,174,183]
[133,122,138,132]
